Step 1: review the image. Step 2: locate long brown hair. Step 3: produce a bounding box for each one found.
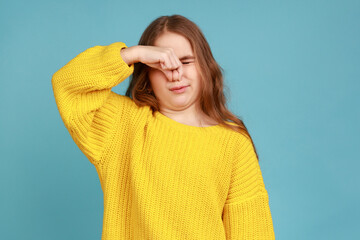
[125,14,260,161]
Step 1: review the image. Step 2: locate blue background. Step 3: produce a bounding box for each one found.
[1,0,359,239]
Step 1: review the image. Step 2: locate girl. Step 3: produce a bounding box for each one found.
[52,14,275,239]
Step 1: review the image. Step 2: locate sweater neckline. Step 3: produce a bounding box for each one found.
[154,111,223,133]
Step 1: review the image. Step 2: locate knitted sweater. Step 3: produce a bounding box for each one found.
[51,42,275,239]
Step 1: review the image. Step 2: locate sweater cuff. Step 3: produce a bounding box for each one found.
[96,42,135,88]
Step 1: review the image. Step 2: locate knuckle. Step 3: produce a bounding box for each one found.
[161,52,168,59]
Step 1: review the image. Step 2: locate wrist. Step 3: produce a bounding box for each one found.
[120,46,139,66]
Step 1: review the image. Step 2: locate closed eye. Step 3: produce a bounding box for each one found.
[182,62,192,65]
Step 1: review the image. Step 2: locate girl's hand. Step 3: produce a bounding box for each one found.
[120,45,183,82]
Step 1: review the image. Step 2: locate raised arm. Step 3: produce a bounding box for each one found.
[51,42,137,166]
[222,134,275,239]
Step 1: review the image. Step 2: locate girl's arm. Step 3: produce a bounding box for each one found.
[222,135,275,239]
[51,42,136,166]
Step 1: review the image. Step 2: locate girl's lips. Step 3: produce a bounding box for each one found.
[170,85,189,93]
[170,85,189,91]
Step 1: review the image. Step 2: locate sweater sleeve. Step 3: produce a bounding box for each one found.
[222,134,275,239]
[51,42,135,166]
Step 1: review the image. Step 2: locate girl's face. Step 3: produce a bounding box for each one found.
[148,31,202,112]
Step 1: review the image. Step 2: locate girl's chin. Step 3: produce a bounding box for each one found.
[169,99,189,108]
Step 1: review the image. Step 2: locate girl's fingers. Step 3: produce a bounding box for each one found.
[159,49,184,81]
[161,62,166,70]
[170,54,179,70]
[161,58,169,70]
[172,69,179,81]
[165,49,175,69]
[168,53,183,81]
[162,69,173,81]
[177,66,183,81]
[161,69,183,82]
[161,69,181,82]
[160,55,170,70]
[175,58,183,81]
[167,54,176,70]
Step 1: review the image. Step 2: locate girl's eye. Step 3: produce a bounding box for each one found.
[182,62,192,65]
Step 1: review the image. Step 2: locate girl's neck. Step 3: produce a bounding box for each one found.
[159,105,218,127]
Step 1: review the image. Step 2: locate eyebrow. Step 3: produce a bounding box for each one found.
[179,55,195,61]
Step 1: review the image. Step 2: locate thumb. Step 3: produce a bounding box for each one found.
[161,69,173,81]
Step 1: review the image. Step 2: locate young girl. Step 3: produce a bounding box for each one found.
[52,14,275,239]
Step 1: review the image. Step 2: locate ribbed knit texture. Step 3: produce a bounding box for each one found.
[51,42,275,239]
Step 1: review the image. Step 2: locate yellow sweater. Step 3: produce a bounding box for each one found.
[51,42,275,239]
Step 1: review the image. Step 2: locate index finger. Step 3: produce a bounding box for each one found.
[177,64,183,81]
